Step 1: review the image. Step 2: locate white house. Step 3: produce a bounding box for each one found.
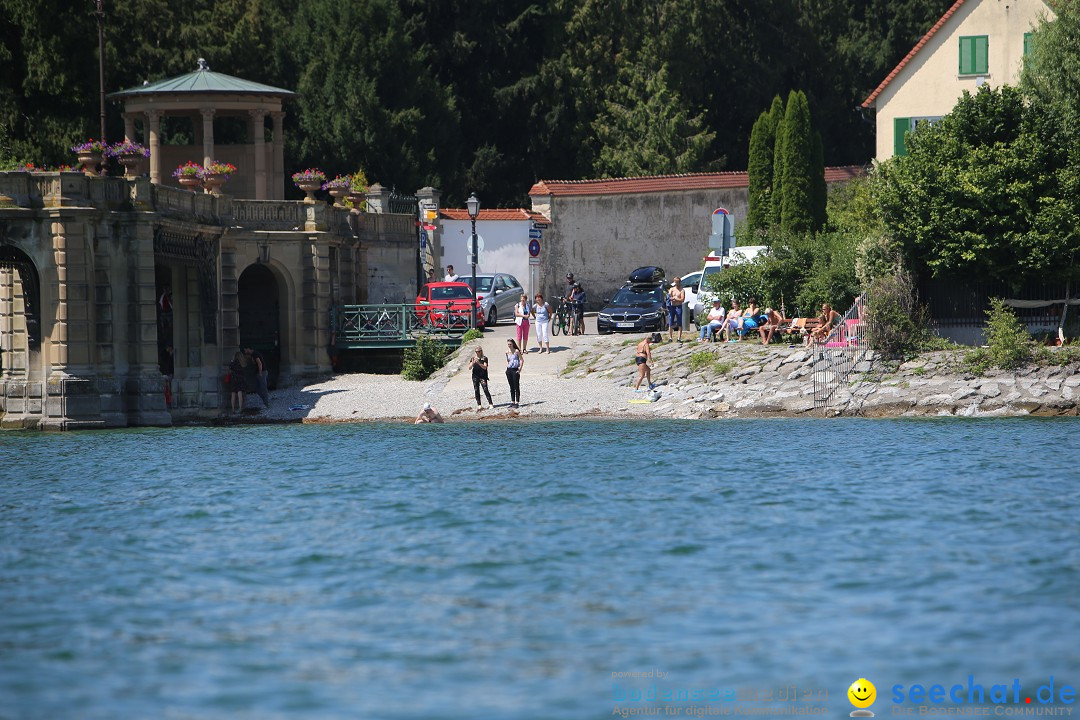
[861,0,1054,161]
[438,208,551,295]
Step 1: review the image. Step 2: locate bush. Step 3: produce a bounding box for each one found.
[401,335,450,381]
[460,328,482,343]
[688,350,712,372]
[984,298,1032,370]
[865,268,927,356]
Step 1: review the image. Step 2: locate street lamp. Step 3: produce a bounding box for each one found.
[466,192,480,328]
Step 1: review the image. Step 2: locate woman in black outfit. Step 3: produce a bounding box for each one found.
[469,346,494,410]
[505,339,522,408]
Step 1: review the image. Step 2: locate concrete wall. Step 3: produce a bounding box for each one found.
[531,187,748,308]
[440,219,533,294]
[874,0,1051,161]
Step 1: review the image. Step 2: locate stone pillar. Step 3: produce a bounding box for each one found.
[0,267,34,428]
[300,239,332,378]
[201,108,216,167]
[123,113,136,142]
[44,215,104,429]
[146,110,161,185]
[271,111,286,200]
[365,184,392,214]
[416,186,441,280]
[124,216,171,426]
[250,109,267,200]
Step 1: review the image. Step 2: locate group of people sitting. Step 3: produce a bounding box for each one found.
[697,298,841,346]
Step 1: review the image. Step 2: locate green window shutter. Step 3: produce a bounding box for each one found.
[1024,32,1032,56]
[894,117,910,156]
[960,37,973,74]
[975,36,988,73]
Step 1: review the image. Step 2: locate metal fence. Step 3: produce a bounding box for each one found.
[812,293,869,410]
[388,189,419,216]
[331,303,471,348]
[919,276,1078,328]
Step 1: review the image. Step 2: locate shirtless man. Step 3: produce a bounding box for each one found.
[414,403,444,424]
[758,307,786,345]
[633,334,656,391]
[667,277,686,342]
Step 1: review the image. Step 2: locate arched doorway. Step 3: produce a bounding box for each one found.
[238,264,282,388]
[0,246,42,362]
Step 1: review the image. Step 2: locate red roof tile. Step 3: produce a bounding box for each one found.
[439,208,551,223]
[528,166,866,198]
[861,0,967,109]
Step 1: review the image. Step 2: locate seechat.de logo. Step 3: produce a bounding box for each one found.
[850,679,878,717]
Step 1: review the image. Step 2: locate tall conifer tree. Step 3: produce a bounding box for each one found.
[779,90,814,235]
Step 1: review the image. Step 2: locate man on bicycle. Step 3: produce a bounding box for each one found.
[566,273,586,335]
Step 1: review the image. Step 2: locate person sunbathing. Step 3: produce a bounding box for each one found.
[808,304,841,344]
[758,307,787,345]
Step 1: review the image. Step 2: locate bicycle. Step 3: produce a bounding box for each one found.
[551,296,571,337]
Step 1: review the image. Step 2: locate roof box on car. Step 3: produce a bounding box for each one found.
[628,266,665,284]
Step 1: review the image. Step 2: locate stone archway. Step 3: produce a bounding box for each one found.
[238,264,283,388]
[0,246,42,376]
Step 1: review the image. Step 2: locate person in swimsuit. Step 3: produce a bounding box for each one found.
[758,307,787,345]
[667,277,686,342]
[809,303,841,344]
[414,403,444,424]
[722,300,742,342]
[633,334,655,391]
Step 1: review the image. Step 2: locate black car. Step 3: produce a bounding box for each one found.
[597,283,668,334]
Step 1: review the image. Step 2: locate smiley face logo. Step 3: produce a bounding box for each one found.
[848,679,877,716]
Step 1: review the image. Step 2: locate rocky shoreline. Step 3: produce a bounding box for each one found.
[250,333,1080,424]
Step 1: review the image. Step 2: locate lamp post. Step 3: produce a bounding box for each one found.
[466,192,480,328]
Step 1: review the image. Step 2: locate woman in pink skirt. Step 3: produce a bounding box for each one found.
[514,293,531,352]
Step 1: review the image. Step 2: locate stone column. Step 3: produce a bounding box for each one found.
[271,111,286,200]
[250,109,267,200]
[146,110,161,185]
[123,113,137,142]
[201,108,216,167]
[365,184,392,214]
[416,186,441,280]
[125,216,171,426]
[300,239,333,377]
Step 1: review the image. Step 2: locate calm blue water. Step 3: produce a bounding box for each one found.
[1,419,1079,720]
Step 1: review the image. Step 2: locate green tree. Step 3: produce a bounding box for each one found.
[592,58,718,177]
[874,85,1074,283]
[778,90,815,235]
[747,95,782,235]
[770,95,788,229]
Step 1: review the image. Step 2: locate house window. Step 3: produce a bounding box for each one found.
[959,35,989,75]
[893,116,943,156]
[1024,32,1033,56]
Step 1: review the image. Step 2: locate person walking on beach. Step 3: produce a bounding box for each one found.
[505,339,522,408]
[532,293,552,354]
[228,350,247,413]
[244,346,271,408]
[514,294,531,352]
[469,346,494,410]
[667,277,686,342]
[633,333,656,391]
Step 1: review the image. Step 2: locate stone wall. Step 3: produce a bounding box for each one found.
[532,187,748,307]
[560,340,1080,419]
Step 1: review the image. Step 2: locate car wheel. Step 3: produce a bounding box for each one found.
[488,306,497,326]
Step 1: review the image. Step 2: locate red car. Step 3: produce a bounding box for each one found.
[415,282,485,330]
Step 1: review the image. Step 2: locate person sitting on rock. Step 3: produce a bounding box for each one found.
[809,303,841,345]
[758,307,787,345]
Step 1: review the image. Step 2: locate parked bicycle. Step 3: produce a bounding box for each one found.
[551,296,572,337]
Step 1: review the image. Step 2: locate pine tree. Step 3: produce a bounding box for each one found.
[779,90,814,235]
[747,110,773,234]
[769,94,788,228]
[811,129,827,229]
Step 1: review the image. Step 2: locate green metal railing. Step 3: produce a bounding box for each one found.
[331,303,470,349]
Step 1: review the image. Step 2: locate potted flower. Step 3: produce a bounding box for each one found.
[71,139,107,175]
[347,169,369,210]
[200,160,237,195]
[106,140,150,178]
[291,168,326,203]
[322,175,351,206]
[172,161,204,190]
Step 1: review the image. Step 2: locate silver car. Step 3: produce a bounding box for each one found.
[457,273,525,326]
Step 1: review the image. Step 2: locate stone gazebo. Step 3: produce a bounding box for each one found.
[108,59,295,199]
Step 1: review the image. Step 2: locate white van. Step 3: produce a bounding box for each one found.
[688,246,767,323]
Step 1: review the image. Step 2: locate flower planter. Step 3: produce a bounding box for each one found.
[177,175,201,190]
[201,173,228,195]
[77,152,103,176]
[328,186,349,207]
[116,153,144,179]
[296,179,322,204]
[347,192,367,210]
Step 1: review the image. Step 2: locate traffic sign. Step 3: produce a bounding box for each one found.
[420,229,427,249]
[529,256,540,266]
[467,233,485,265]
[528,229,542,239]
[528,239,541,257]
[532,222,549,229]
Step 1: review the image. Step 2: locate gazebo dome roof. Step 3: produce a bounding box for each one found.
[108,58,296,100]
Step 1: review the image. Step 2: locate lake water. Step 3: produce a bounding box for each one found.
[2,419,1078,720]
